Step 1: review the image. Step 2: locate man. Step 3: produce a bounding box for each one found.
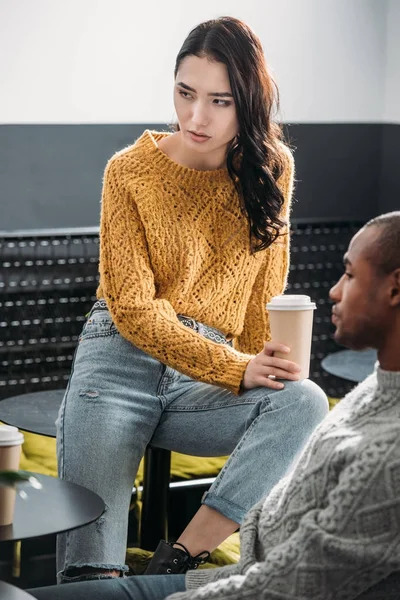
[30,212,400,600]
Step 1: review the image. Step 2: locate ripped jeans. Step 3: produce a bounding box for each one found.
[56,306,329,583]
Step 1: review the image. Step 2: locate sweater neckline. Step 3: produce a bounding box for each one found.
[138,129,232,186]
[376,364,400,390]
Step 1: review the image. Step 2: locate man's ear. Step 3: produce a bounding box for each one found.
[389,268,400,307]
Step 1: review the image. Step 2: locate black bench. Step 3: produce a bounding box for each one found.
[0,219,363,586]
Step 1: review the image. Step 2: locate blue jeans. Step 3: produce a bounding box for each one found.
[28,571,400,600]
[56,307,329,583]
[30,574,186,600]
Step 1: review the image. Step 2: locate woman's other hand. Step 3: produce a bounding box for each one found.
[242,342,301,390]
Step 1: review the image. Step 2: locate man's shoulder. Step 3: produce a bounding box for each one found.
[327,371,387,423]
[312,374,400,466]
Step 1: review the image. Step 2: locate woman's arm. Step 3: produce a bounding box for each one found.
[99,158,253,394]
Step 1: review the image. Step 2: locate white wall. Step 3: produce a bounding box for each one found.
[0,0,391,123]
[383,0,400,123]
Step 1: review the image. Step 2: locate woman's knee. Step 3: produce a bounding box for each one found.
[296,379,329,422]
[265,378,329,422]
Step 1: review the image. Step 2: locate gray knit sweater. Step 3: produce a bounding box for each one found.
[168,366,400,600]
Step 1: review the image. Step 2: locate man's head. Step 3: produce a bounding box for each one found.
[329,212,400,352]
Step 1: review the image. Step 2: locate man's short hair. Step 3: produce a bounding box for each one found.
[364,211,400,275]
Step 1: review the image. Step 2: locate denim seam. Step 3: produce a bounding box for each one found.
[58,344,80,566]
[164,398,259,412]
[58,344,80,480]
[156,366,177,404]
[79,331,119,342]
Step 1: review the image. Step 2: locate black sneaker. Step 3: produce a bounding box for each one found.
[144,540,210,575]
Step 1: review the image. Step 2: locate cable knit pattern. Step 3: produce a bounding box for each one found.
[97,130,294,394]
[167,366,400,600]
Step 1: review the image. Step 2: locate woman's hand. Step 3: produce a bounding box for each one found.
[242,342,301,391]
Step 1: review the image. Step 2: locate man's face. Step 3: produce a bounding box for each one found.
[329,226,391,350]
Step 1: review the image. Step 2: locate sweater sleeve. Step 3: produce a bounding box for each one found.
[233,148,294,355]
[98,158,253,394]
[166,435,400,600]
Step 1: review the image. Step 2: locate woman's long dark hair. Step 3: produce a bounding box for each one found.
[174,17,289,253]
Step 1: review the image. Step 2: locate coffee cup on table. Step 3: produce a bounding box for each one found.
[266,295,316,380]
[0,425,24,526]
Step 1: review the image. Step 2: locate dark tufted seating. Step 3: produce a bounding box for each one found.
[0,220,364,402]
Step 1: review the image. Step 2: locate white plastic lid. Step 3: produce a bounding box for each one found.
[266,294,316,311]
[0,425,24,446]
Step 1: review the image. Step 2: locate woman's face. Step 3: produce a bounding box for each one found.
[174,55,239,162]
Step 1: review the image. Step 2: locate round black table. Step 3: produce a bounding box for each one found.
[0,391,105,587]
[0,390,64,438]
[0,474,104,543]
[0,581,35,599]
[321,349,377,383]
[0,388,167,550]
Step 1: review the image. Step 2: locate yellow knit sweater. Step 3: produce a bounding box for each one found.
[97,130,294,394]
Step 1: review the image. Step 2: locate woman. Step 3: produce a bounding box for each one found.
[55,15,328,585]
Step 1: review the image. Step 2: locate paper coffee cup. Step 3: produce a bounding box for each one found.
[266,295,316,380]
[0,425,24,526]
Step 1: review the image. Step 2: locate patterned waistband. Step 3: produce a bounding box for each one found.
[89,300,231,346]
[176,315,231,345]
[90,299,108,314]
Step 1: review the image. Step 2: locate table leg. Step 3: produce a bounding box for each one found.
[0,540,14,582]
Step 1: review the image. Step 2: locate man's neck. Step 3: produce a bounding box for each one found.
[377,328,400,371]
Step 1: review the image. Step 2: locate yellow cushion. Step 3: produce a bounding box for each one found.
[20,431,57,476]
[136,454,228,483]
[328,397,341,410]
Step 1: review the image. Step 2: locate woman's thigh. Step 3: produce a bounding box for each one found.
[151,373,328,456]
[57,311,167,481]
[29,574,186,600]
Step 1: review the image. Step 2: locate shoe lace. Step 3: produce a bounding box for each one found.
[170,542,210,570]
[189,550,211,570]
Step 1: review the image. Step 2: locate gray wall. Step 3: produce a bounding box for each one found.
[0,123,387,230]
[380,125,400,213]
[1,124,140,229]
